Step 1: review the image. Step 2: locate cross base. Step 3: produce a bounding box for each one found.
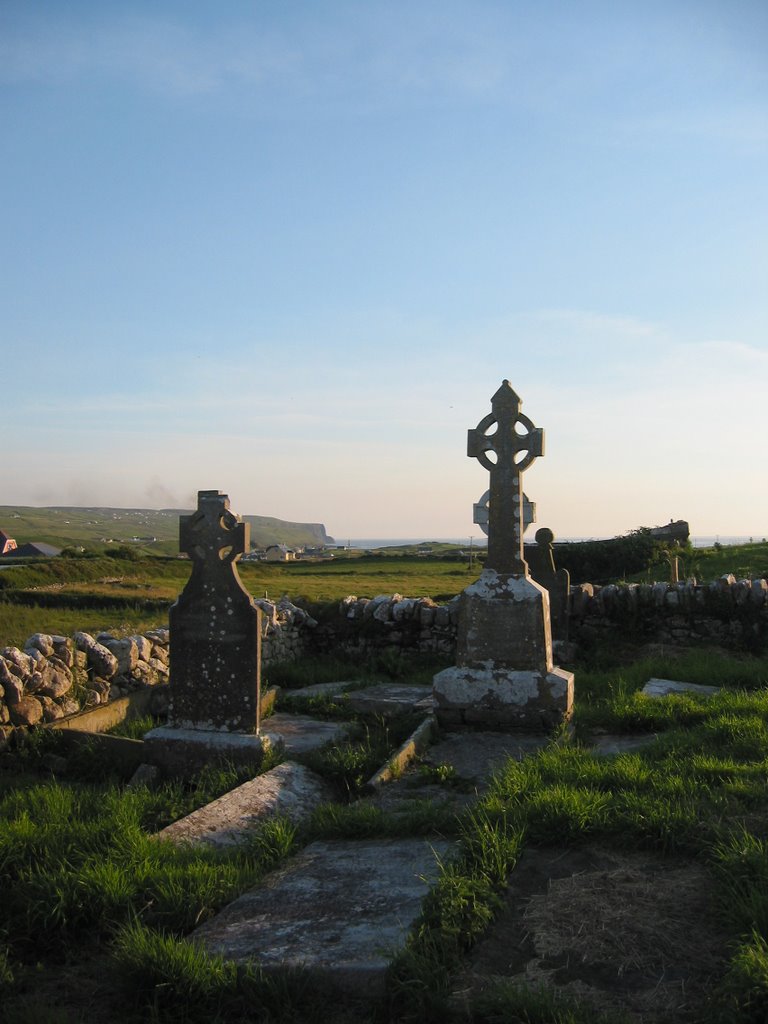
[432,664,574,733]
[457,569,554,673]
[143,727,283,779]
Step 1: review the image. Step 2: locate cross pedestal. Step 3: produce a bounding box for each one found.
[433,382,573,732]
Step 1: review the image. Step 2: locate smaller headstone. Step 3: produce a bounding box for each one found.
[145,490,277,776]
[525,528,571,641]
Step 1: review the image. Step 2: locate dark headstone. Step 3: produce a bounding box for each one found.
[526,528,571,640]
[168,490,261,732]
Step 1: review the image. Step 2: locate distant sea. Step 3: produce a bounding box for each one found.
[345,536,761,550]
[345,538,476,549]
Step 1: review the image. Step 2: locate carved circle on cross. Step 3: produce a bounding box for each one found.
[470,410,542,473]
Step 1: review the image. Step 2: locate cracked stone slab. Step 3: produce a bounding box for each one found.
[192,837,455,996]
[642,678,720,698]
[154,761,333,847]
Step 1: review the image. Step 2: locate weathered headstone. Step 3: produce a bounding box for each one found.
[433,381,574,731]
[145,490,277,774]
[168,490,261,731]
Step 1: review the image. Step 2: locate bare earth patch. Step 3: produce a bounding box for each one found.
[455,845,728,1023]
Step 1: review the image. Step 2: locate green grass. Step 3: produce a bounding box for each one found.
[4,646,768,1020]
[2,538,766,650]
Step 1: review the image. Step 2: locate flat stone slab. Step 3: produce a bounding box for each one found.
[344,683,434,715]
[155,761,333,847]
[263,713,352,755]
[192,837,455,996]
[590,734,658,756]
[642,678,720,698]
[424,731,551,785]
[285,681,359,699]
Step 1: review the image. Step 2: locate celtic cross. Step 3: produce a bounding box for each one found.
[180,490,248,579]
[467,380,544,574]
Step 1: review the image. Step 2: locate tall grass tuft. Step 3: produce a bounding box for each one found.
[715,930,768,1024]
[113,919,356,1024]
[712,830,768,939]
[470,979,630,1023]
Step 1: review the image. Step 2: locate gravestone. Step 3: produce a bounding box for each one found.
[433,381,574,731]
[168,490,261,731]
[525,528,571,641]
[477,480,570,640]
[145,490,276,774]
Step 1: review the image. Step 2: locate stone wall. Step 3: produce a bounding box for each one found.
[2,577,766,742]
[0,629,170,734]
[568,576,768,651]
[301,577,768,658]
[310,594,460,659]
[0,597,311,742]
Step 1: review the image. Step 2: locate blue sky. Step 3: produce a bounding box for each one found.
[2,1,766,540]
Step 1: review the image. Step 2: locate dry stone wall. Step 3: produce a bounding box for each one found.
[2,578,766,743]
[303,577,768,658]
[568,576,768,651]
[0,597,311,743]
[0,628,170,736]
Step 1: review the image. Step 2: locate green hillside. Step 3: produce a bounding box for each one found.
[0,506,333,557]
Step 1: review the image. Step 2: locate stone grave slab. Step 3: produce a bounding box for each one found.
[143,726,282,777]
[284,681,359,700]
[191,837,455,996]
[155,762,333,848]
[424,730,551,786]
[590,734,658,756]
[344,683,434,716]
[642,678,720,698]
[264,712,352,756]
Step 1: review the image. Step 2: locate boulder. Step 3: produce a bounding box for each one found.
[100,637,138,676]
[25,633,55,657]
[2,647,34,678]
[131,635,153,662]
[38,666,73,699]
[9,696,43,727]
[73,632,119,679]
[2,673,24,704]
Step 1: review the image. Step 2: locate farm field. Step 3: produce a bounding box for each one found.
[1,540,767,650]
[0,554,478,648]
